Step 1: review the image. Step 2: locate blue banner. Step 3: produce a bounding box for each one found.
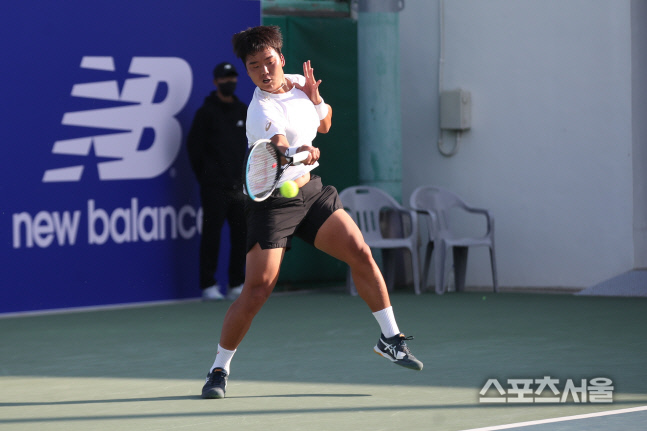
[0,1,260,313]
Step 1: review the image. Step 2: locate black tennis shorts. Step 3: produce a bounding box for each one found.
[245,175,343,252]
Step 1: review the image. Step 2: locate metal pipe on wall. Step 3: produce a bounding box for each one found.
[357,0,404,200]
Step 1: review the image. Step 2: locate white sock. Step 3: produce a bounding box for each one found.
[372,306,400,338]
[210,344,236,374]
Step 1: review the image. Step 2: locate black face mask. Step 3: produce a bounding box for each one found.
[219,82,236,97]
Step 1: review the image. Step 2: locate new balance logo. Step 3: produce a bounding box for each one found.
[43,56,193,182]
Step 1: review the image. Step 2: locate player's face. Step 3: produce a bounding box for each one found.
[245,47,286,93]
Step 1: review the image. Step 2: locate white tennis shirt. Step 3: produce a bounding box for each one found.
[246,74,320,184]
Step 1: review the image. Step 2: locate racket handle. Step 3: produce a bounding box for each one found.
[290,151,309,165]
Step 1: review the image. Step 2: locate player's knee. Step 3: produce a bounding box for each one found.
[348,241,374,269]
[242,280,274,311]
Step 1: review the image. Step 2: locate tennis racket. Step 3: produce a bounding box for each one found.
[244,139,309,202]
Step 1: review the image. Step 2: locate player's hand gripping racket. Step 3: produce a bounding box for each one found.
[244,139,309,202]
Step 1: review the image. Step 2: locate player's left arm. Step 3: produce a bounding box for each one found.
[293,60,332,134]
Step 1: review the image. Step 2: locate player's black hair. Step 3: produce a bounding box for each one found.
[232,25,283,66]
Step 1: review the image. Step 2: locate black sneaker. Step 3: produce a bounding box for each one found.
[201,368,228,399]
[374,333,423,371]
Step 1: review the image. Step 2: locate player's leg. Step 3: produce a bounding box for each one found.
[202,244,285,399]
[220,244,284,350]
[314,208,390,312]
[206,185,307,388]
[314,208,423,371]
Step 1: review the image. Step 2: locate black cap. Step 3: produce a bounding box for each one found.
[213,62,238,78]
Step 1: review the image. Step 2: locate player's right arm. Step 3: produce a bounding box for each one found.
[271,134,319,166]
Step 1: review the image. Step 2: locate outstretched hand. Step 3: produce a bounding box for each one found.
[293,60,322,105]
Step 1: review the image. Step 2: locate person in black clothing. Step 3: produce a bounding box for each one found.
[187,62,247,300]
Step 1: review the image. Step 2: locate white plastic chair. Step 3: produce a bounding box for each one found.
[339,186,422,295]
[409,186,498,294]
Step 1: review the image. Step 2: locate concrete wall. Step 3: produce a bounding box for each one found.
[399,0,638,289]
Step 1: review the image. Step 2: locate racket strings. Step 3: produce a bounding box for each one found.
[246,143,280,198]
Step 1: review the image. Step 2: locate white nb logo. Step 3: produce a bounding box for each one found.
[43,56,193,182]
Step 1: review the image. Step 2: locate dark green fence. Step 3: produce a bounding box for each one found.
[262,16,360,286]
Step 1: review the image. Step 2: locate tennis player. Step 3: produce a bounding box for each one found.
[202,25,423,399]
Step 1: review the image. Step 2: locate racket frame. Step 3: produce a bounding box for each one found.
[244,139,307,202]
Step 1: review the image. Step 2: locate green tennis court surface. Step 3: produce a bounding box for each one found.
[1,290,645,430]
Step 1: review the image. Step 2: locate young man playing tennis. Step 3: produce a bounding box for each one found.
[202,25,423,399]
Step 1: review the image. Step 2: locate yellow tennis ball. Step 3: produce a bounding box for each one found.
[279,180,299,198]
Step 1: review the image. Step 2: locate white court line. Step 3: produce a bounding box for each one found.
[460,405,647,431]
[0,298,200,319]
[0,288,321,319]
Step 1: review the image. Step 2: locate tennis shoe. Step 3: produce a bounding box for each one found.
[201,368,228,399]
[202,285,225,301]
[374,333,423,371]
